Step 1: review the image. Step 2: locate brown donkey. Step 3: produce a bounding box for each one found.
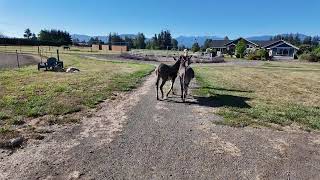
[155,56,182,100]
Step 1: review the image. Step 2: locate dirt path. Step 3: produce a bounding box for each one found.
[1,66,320,179]
[0,53,41,69]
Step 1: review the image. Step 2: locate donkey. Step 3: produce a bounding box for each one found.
[179,56,194,102]
[155,56,182,100]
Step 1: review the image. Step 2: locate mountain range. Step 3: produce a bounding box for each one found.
[72,33,310,47]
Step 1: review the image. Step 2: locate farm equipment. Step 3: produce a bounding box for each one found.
[38,50,64,71]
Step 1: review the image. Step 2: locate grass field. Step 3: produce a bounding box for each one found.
[0,54,154,138]
[194,61,320,130]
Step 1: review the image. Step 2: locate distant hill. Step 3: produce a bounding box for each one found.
[71,34,136,43]
[246,35,273,41]
[247,33,308,41]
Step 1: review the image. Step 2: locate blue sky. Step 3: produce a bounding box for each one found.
[0,0,319,38]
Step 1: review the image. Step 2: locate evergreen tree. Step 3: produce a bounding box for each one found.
[171,39,178,50]
[133,33,146,49]
[235,39,247,58]
[124,36,134,49]
[203,39,213,50]
[303,36,312,45]
[24,28,32,39]
[191,42,200,52]
[38,29,72,45]
[312,36,320,46]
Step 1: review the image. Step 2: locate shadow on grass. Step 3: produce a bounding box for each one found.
[193,95,251,108]
[166,94,251,108]
[193,86,253,93]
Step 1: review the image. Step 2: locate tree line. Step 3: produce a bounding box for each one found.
[0,28,72,46]
[270,33,320,47]
[84,30,180,50]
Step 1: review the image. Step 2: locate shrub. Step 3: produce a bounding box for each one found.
[245,48,269,60]
[247,53,257,60]
[298,44,312,55]
[313,47,320,56]
[256,49,268,59]
[300,53,319,62]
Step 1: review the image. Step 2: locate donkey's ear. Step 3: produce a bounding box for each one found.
[189,55,193,59]
[173,57,177,61]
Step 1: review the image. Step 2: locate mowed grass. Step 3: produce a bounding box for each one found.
[0,54,154,128]
[194,61,320,130]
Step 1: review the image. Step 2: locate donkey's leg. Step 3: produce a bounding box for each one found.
[156,76,160,100]
[182,78,186,102]
[180,77,184,100]
[166,78,175,97]
[160,79,167,100]
[172,77,176,95]
[185,82,190,97]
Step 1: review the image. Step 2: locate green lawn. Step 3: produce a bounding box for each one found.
[194,61,320,130]
[0,54,154,138]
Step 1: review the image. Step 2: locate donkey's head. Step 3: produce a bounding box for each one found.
[180,55,192,67]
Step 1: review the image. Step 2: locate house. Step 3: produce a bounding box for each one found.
[211,37,299,60]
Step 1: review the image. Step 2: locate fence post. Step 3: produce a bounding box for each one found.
[16,50,20,68]
[40,50,43,63]
[57,49,60,61]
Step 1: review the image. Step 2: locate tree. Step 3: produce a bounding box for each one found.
[203,39,213,50]
[24,28,32,39]
[191,42,200,52]
[72,38,80,45]
[235,39,247,58]
[133,33,146,49]
[224,36,229,41]
[124,36,134,49]
[31,33,37,41]
[178,45,187,51]
[312,36,320,46]
[38,29,72,45]
[108,32,112,45]
[171,39,178,50]
[293,34,301,46]
[87,37,103,45]
[303,36,312,45]
[109,33,124,45]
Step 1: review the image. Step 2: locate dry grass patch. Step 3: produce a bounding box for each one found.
[194,61,320,130]
[0,54,154,140]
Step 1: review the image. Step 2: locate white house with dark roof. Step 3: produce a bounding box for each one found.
[211,37,299,60]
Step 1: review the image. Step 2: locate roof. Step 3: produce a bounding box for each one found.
[224,37,260,47]
[211,40,231,48]
[211,38,299,50]
[264,40,300,50]
[251,40,279,47]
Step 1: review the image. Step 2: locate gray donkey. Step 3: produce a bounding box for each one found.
[179,56,194,102]
[155,56,182,100]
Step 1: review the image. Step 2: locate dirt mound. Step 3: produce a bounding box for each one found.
[0,53,41,69]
